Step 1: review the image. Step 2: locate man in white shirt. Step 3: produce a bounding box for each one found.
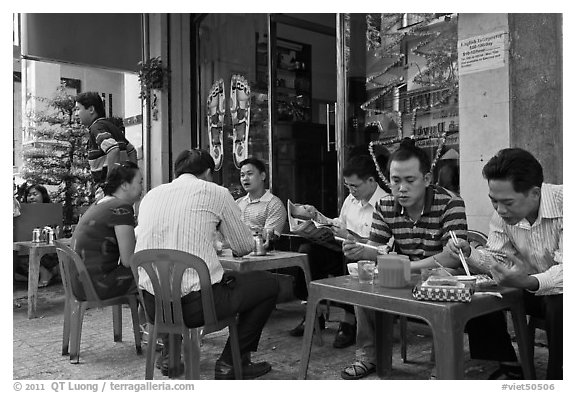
[289,155,389,349]
[136,149,279,380]
[449,148,562,379]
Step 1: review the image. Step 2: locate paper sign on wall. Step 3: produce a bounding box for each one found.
[458,31,508,75]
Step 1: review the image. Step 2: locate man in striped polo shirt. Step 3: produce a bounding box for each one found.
[340,138,468,379]
[75,92,137,196]
[449,148,562,379]
[236,157,287,238]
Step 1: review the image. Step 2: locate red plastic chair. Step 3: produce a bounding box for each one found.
[54,240,142,363]
[130,249,242,380]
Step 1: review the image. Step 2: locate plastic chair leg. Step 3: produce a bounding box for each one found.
[167,334,182,378]
[145,325,157,380]
[187,329,201,379]
[62,295,71,355]
[399,316,408,363]
[527,316,537,367]
[69,301,85,364]
[228,323,243,380]
[128,297,143,354]
[113,305,122,342]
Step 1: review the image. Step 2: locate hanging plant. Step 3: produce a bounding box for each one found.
[137,56,169,100]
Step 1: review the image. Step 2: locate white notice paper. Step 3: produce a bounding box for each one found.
[458,31,508,75]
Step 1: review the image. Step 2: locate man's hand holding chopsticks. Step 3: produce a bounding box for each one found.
[446,237,472,259]
[342,236,365,260]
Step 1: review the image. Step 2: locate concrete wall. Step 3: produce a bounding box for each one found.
[508,14,563,184]
[147,14,171,188]
[61,64,125,117]
[168,14,193,170]
[458,13,562,234]
[458,14,511,233]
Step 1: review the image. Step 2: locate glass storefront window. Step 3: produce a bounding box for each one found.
[342,13,460,195]
[197,14,270,199]
[15,58,143,223]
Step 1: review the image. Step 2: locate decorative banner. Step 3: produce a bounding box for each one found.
[458,31,508,75]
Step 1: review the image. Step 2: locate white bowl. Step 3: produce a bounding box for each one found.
[347,262,358,277]
[454,275,477,283]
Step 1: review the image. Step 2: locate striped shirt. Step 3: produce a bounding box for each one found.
[468,183,563,296]
[236,190,287,236]
[87,118,137,183]
[339,185,389,238]
[135,174,254,296]
[370,185,468,260]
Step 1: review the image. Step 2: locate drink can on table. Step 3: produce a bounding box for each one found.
[253,235,267,256]
[47,229,55,244]
[32,228,42,243]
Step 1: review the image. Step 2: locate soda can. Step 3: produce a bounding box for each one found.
[32,228,41,243]
[47,229,55,244]
[253,235,266,256]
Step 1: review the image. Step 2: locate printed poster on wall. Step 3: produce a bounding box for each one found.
[458,31,508,75]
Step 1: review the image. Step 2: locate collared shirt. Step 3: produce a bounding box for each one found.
[135,174,254,296]
[236,190,287,236]
[87,118,136,184]
[338,185,388,238]
[468,183,563,296]
[370,185,468,260]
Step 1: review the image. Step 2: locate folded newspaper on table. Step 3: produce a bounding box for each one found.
[287,200,365,252]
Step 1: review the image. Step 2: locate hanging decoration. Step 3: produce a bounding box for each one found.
[361,13,458,135]
[362,13,459,187]
[368,130,454,189]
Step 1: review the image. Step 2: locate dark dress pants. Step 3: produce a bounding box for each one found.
[293,242,354,314]
[143,270,279,363]
[466,291,563,380]
[524,292,563,380]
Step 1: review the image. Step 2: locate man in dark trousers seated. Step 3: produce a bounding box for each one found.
[289,155,389,349]
[449,148,562,380]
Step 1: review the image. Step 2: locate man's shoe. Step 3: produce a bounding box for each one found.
[155,353,185,377]
[289,314,325,337]
[214,358,272,380]
[488,364,524,380]
[155,335,184,377]
[333,322,356,349]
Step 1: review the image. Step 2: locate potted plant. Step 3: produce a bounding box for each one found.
[137,56,169,100]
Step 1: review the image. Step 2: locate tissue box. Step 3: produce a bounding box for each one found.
[412,281,475,303]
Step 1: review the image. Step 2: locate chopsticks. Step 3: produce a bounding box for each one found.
[475,292,503,298]
[432,257,454,276]
[449,230,471,276]
[334,236,380,251]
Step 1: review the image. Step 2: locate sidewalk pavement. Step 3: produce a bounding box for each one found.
[13,280,549,380]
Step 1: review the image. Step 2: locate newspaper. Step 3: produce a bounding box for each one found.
[287,200,365,251]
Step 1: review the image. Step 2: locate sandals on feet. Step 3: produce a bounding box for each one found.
[38,269,55,288]
[341,360,376,380]
[488,365,523,380]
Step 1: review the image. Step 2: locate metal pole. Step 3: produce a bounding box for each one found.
[336,14,347,210]
[267,14,275,192]
[141,13,152,191]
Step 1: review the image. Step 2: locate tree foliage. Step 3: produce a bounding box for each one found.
[20,82,94,225]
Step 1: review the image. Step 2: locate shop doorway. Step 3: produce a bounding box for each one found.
[269,15,338,217]
[195,14,338,217]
